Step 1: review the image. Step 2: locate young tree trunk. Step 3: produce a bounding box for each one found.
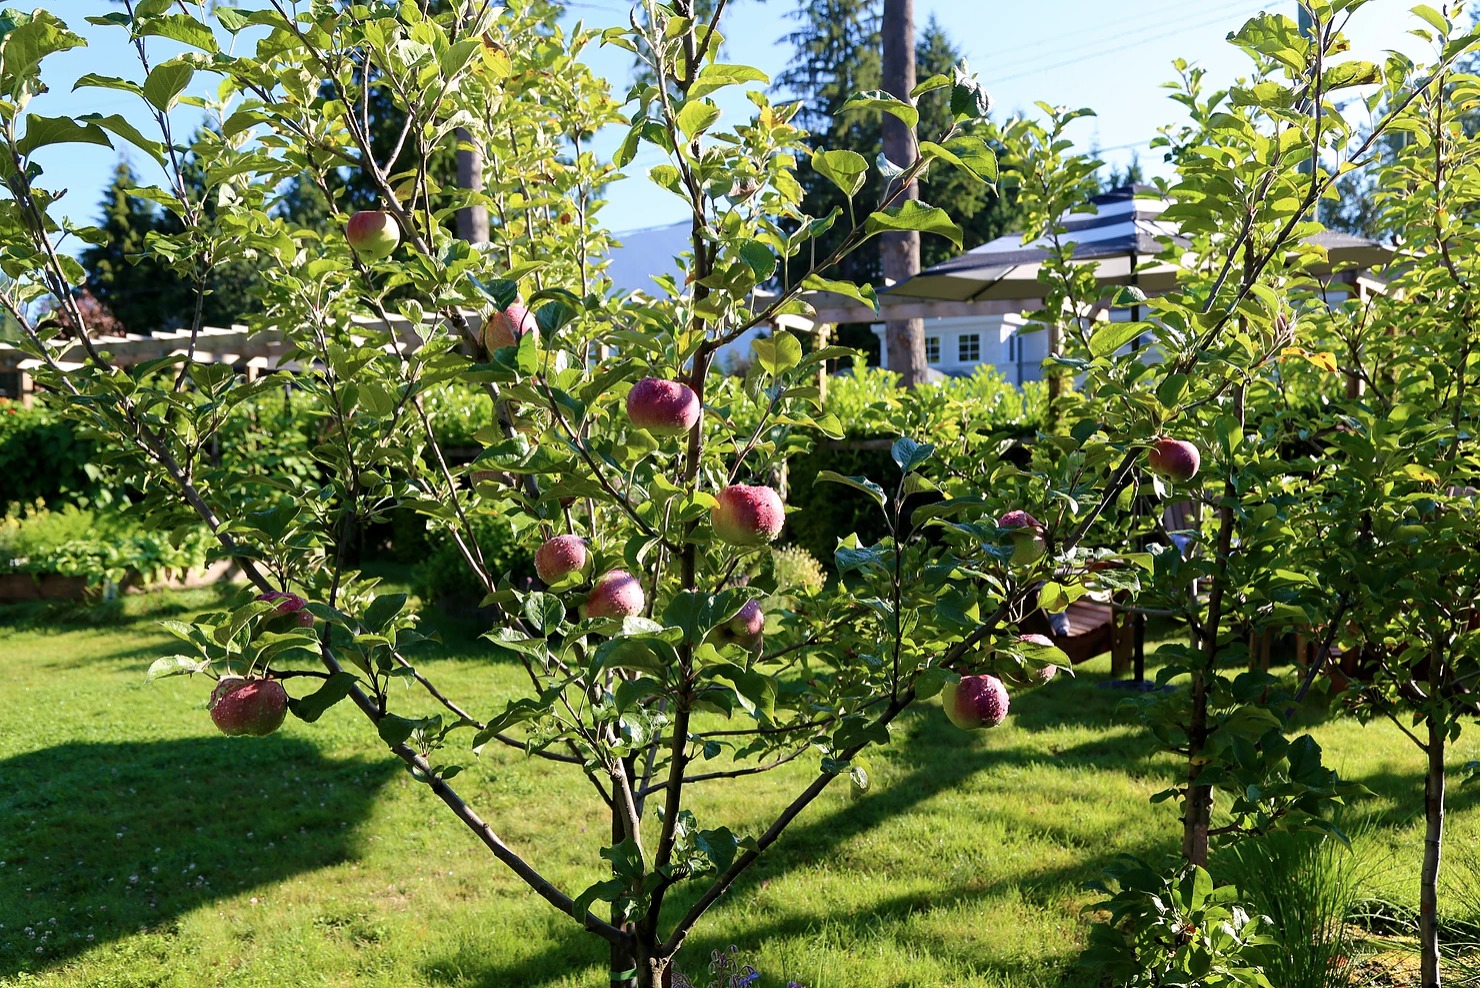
[1183,381,1245,867]
[881,0,926,387]
[1419,650,1446,988]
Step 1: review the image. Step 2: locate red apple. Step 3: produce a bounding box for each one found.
[998,509,1046,566]
[626,378,700,436]
[581,570,645,620]
[209,677,289,737]
[1018,633,1059,684]
[941,674,1010,730]
[535,535,588,584]
[346,209,400,260]
[258,591,314,629]
[726,599,764,641]
[712,485,785,546]
[484,303,538,350]
[1148,438,1200,483]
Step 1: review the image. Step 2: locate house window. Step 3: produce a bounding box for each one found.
[958,333,980,362]
[925,335,940,362]
[1007,332,1021,364]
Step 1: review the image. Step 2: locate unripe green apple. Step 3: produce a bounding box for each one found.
[1148,438,1200,483]
[626,378,700,436]
[941,674,1010,730]
[535,535,588,584]
[581,570,645,620]
[346,209,400,260]
[209,677,289,737]
[712,485,785,546]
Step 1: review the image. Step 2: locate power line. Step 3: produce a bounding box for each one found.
[982,0,1271,87]
[965,0,1257,74]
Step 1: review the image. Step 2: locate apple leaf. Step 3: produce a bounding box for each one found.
[863,201,962,249]
[145,655,210,682]
[810,148,868,197]
[288,672,360,723]
[815,470,886,508]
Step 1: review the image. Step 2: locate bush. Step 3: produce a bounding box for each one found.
[412,507,533,608]
[0,502,213,586]
[0,399,102,512]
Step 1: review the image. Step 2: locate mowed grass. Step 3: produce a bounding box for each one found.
[0,586,1476,988]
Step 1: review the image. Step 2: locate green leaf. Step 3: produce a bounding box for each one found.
[949,72,993,121]
[1088,320,1147,358]
[16,114,111,157]
[810,148,868,197]
[751,331,802,376]
[137,13,218,52]
[676,99,720,141]
[799,273,877,313]
[145,655,209,682]
[891,436,933,472]
[841,90,919,128]
[938,135,999,183]
[141,58,193,112]
[288,672,359,723]
[689,63,768,99]
[363,593,407,634]
[815,471,886,508]
[736,239,776,280]
[863,201,962,249]
[523,592,565,636]
[377,713,419,748]
[215,6,251,31]
[909,73,951,98]
[82,112,165,166]
[0,11,88,97]
[1411,4,1449,35]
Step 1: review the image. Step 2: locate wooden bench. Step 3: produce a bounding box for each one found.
[1021,596,1140,671]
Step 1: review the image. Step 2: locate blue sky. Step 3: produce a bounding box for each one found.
[35,1,1431,238]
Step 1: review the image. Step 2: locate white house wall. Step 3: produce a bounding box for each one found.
[872,313,1043,383]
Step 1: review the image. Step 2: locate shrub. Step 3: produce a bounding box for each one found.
[412,507,533,608]
[0,502,213,586]
[0,400,102,512]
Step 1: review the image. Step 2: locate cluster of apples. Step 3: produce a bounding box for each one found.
[533,373,784,634]
[347,211,1206,736]
[948,437,1201,732]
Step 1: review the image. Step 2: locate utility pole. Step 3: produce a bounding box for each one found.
[881,0,927,387]
[455,133,489,244]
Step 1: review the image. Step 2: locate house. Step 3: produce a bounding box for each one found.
[857,184,1390,383]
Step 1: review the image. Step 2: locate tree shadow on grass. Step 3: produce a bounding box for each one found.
[419,703,1167,988]
[0,736,396,979]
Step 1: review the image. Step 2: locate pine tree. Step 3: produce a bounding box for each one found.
[81,162,181,334]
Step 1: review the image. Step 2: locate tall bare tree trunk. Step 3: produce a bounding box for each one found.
[881,0,926,387]
[456,131,489,244]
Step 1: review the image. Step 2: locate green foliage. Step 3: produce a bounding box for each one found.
[1220,826,1375,988]
[0,501,213,586]
[0,398,100,510]
[412,506,532,608]
[0,1,1474,983]
[1082,858,1275,987]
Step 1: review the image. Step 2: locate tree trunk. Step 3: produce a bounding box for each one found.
[1183,381,1245,867]
[1419,650,1446,988]
[881,0,926,388]
[455,131,489,245]
[610,805,637,988]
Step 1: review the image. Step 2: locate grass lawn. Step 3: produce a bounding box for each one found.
[0,584,1476,987]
